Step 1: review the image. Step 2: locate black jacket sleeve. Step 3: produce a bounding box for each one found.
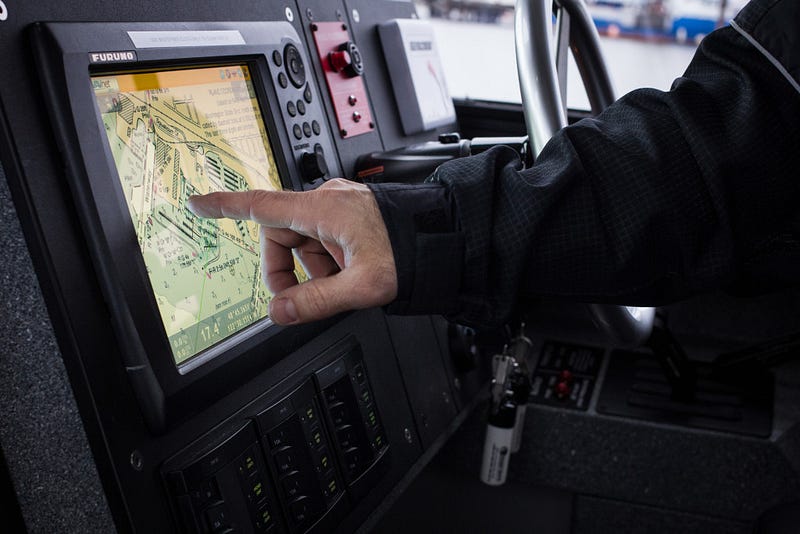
[368,0,800,327]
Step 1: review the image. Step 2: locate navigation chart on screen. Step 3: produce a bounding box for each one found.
[93,65,295,364]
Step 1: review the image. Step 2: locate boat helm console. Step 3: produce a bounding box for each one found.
[1,1,800,533]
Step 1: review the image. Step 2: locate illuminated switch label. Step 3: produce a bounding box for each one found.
[252,481,264,498]
[319,452,330,471]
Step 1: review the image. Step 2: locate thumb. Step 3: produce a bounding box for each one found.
[269,270,361,324]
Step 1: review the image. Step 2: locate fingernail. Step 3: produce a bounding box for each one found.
[271,297,298,324]
[186,196,200,215]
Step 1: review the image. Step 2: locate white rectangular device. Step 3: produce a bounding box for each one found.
[378,19,456,135]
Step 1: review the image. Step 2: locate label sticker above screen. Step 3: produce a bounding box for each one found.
[127,30,246,49]
[92,65,296,365]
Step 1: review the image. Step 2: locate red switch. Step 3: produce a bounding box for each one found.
[328,41,364,77]
[329,49,352,73]
[559,369,574,383]
[555,381,571,399]
[313,23,372,138]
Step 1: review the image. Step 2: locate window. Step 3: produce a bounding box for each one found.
[416,0,746,110]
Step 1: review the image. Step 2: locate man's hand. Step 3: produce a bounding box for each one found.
[187,179,397,325]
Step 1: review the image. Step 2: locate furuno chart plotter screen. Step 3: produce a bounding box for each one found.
[92,65,289,364]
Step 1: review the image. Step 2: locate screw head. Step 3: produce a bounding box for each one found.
[130,450,144,471]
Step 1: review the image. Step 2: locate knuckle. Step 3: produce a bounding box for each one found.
[248,188,271,204]
[246,189,271,219]
[320,177,348,190]
[298,281,332,319]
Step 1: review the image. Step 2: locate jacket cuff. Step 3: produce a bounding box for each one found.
[367,182,463,315]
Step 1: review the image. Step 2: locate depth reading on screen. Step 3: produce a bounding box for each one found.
[92,65,295,365]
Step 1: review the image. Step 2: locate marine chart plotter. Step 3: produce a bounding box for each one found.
[93,65,294,365]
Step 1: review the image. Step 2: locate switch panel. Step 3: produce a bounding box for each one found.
[163,421,284,534]
[311,22,375,139]
[529,342,603,411]
[255,380,347,533]
[314,343,389,500]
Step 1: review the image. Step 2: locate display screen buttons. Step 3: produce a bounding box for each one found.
[283,44,306,88]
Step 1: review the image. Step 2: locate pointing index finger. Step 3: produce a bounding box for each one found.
[187,190,300,228]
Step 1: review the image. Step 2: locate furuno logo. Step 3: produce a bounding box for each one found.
[89,51,138,64]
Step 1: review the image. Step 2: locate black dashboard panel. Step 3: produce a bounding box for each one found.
[0,1,467,533]
[293,0,386,179]
[3,1,800,534]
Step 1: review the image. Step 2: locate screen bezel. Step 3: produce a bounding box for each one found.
[32,22,339,432]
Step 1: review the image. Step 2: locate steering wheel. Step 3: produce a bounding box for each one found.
[515,0,655,347]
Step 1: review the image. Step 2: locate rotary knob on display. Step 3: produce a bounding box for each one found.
[328,41,364,77]
[301,144,328,181]
[283,43,306,88]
